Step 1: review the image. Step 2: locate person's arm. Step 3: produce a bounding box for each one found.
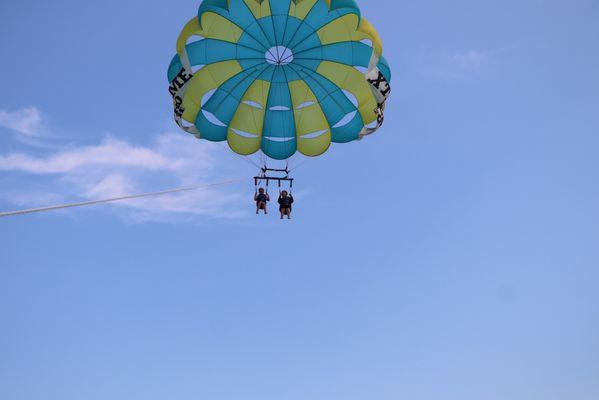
[290,195,294,204]
[266,193,270,202]
[254,192,258,201]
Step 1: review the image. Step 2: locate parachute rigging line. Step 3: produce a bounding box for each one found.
[0,179,243,218]
[216,141,263,170]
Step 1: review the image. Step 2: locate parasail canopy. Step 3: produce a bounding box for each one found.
[168,0,392,160]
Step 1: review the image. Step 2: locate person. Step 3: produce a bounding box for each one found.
[254,188,270,214]
[278,190,294,219]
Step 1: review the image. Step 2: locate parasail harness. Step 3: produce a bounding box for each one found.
[254,165,294,194]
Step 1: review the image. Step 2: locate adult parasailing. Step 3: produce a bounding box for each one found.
[168,0,392,163]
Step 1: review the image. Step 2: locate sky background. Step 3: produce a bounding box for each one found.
[1,0,599,399]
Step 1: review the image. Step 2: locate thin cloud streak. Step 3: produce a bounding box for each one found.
[0,108,248,222]
[420,49,493,81]
[0,107,45,137]
[0,137,180,174]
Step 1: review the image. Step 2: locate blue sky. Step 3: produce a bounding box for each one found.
[1,0,599,399]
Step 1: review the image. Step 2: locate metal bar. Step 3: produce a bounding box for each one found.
[261,167,289,173]
[253,177,294,182]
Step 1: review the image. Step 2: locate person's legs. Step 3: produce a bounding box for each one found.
[280,208,284,219]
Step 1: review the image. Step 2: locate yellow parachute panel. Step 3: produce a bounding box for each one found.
[181,60,243,124]
[227,79,271,155]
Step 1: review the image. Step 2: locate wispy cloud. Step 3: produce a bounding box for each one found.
[0,107,49,144]
[0,109,249,222]
[0,136,183,174]
[421,49,492,81]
